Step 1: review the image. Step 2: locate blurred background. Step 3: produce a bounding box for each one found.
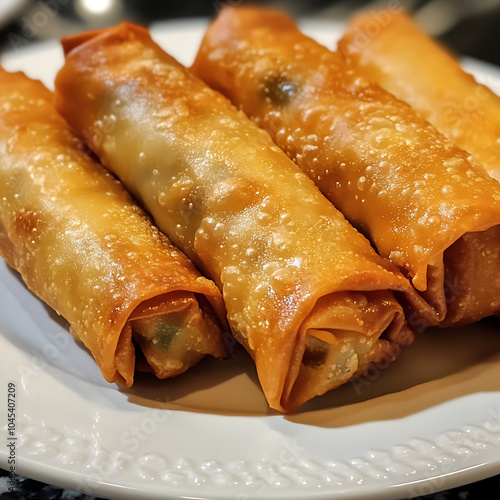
[1,0,500,65]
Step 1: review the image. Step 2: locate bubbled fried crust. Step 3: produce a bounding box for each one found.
[192,7,500,325]
[338,11,500,183]
[0,67,227,387]
[55,22,420,411]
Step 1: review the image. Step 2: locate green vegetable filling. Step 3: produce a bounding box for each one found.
[156,321,180,350]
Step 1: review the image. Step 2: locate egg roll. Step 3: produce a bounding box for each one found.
[339,11,500,183]
[54,23,422,412]
[192,7,500,326]
[0,67,228,388]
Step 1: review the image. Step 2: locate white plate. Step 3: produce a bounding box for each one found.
[1,18,500,500]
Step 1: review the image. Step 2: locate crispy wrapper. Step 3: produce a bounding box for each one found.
[55,23,420,412]
[192,7,500,326]
[339,11,500,184]
[0,67,228,387]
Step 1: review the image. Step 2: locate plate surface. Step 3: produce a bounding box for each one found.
[1,18,500,500]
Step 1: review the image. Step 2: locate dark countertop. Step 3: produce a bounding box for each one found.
[1,1,500,499]
[2,468,500,499]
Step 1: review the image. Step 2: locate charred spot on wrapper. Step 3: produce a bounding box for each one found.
[262,75,299,106]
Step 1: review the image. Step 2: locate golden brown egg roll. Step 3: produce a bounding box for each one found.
[192,7,500,327]
[54,23,423,412]
[339,11,500,184]
[0,67,228,388]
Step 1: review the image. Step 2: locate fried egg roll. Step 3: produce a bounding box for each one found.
[55,23,420,412]
[192,7,500,326]
[0,67,227,387]
[339,11,500,183]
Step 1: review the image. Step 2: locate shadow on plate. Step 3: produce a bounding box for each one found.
[123,344,277,416]
[3,261,500,425]
[124,317,500,427]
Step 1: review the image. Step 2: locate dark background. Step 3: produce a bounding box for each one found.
[1,0,500,499]
[2,0,500,65]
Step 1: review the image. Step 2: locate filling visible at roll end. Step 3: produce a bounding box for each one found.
[129,292,228,381]
[281,290,412,412]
